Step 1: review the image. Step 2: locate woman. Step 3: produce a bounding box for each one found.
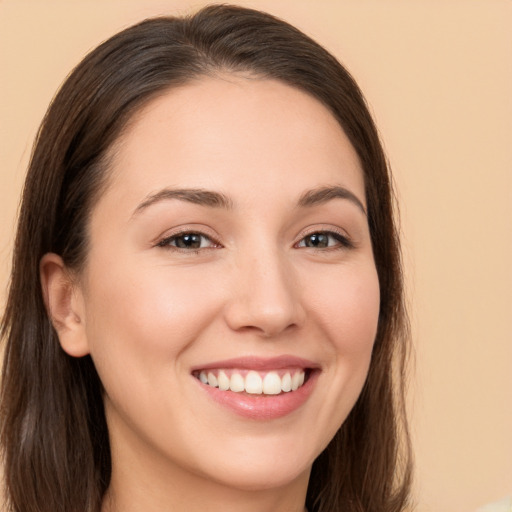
[0,5,412,512]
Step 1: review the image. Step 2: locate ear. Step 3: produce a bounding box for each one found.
[40,253,90,357]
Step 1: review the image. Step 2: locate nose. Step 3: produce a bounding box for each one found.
[223,248,305,338]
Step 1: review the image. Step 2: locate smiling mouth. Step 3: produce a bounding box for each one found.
[193,368,309,395]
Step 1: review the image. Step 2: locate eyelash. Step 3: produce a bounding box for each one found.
[156,230,220,253]
[156,228,353,253]
[295,229,354,250]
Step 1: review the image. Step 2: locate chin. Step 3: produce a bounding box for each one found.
[187,435,316,493]
[202,459,311,493]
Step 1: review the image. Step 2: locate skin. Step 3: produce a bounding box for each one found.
[41,76,380,512]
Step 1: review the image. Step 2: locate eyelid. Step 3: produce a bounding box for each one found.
[294,225,354,249]
[154,225,222,251]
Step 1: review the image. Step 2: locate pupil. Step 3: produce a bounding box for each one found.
[176,234,201,249]
[306,233,328,248]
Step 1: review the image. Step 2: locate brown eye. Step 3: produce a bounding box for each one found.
[174,233,203,249]
[158,232,217,250]
[297,231,352,249]
[302,233,329,248]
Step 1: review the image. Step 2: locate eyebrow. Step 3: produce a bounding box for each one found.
[132,184,366,217]
[133,188,233,216]
[298,186,367,215]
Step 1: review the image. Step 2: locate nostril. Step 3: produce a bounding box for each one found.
[223,298,304,337]
[233,320,299,338]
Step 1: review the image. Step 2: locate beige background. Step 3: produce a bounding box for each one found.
[1,1,511,511]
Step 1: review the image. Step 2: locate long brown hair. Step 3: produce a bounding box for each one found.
[1,5,412,512]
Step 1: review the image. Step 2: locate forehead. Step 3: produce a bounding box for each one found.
[102,76,365,211]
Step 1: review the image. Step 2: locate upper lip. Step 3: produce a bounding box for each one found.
[191,355,319,372]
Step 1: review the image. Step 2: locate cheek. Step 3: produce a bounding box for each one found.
[308,260,380,355]
[308,260,379,397]
[81,258,224,374]
[291,259,380,449]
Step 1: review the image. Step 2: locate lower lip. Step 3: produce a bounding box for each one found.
[195,371,318,420]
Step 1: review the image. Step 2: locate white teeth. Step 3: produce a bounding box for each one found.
[262,372,282,395]
[291,372,300,391]
[230,373,245,392]
[281,372,292,392]
[207,372,218,388]
[245,371,263,394]
[218,371,230,391]
[198,369,307,395]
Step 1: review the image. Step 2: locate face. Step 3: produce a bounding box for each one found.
[72,77,380,498]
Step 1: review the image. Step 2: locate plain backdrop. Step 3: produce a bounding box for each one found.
[0,1,511,511]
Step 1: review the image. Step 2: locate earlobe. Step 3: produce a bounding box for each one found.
[40,253,90,357]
